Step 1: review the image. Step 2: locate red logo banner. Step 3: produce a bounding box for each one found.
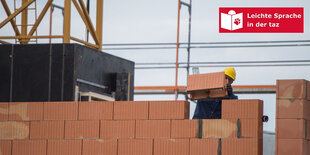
[219,8,304,33]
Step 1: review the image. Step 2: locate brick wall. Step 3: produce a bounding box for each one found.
[276,79,310,155]
[0,99,263,155]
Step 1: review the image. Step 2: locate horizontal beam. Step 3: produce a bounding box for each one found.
[134,85,276,95]
[0,35,63,39]
[70,36,99,49]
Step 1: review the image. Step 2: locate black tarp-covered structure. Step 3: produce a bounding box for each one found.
[0,44,134,102]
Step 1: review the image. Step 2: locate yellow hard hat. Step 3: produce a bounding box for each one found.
[223,67,236,81]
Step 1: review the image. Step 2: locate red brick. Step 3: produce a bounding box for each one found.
[189,89,228,100]
[0,102,8,120]
[187,72,226,91]
[65,120,99,139]
[9,102,43,121]
[240,119,263,138]
[154,139,189,155]
[277,99,310,119]
[118,139,153,155]
[30,121,64,139]
[171,120,198,138]
[12,140,46,155]
[47,140,82,155]
[276,139,309,155]
[201,119,237,138]
[222,138,262,155]
[78,101,113,120]
[190,139,218,155]
[114,101,148,120]
[222,99,263,119]
[277,79,307,99]
[44,102,78,120]
[276,119,307,139]
[83,139,117,155]
[149,101,189,119]
[100,120,135,139]
[136,120,170,138]
[0,140,12,155]
[0,121,29,140]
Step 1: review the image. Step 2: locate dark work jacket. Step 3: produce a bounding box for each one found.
[192,88,238,119]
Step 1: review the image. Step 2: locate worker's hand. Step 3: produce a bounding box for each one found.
[227,84,233,96]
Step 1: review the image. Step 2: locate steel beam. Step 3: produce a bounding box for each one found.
[96,0,103,51]
[0,0,35,29]
[20,0,29,44]
[0,35,63,39]
[63,0,71,43]
[27,0,53,41]
[72,0,99,46]
[0,40,10,44]
[1,0,21,36]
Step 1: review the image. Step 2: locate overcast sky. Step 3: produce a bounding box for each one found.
[1,0,310,132]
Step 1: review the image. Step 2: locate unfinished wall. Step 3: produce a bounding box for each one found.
[0,99,263,155]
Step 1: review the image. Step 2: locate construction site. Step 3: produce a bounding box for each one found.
[0,0,309,155]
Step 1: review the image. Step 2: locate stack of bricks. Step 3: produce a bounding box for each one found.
[0,99,263,155]
[276,79,310,155]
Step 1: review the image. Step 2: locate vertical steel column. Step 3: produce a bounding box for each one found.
[63,0,71,43]
[174,0,181,100]
[21,0,29,44]
[96,0,103,51]
[186,0,192,77]
[49,4,53,43]
[185,0,192,101]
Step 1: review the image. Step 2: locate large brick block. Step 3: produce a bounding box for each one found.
[30,121,64,139]
[277,79,308,99]
[0,121,29,140]
[187,72,226,91]
[47,140,82,155]
[149,101,189,119]
[239,119,263,138]
[276,119,307,139]
[44,102,78,120]
[276,139,310,155]
[201,119,238,138]
[0,102,8,120]
[136,120,170,138]
[189,89,227,100]
[114,101,148,120]
[9,102,43,121]
[276,99,310,119]
[12,140,46,155]
[82,139,117,155]
[0,140,12,155]
[65,120,99,139]
[222,138,262,155]
[190,139,218,155]
[154,139,189,155]
[78,101,113,120]
[222,99,263,119]
[171,120,198,138]
[118,139,153,155]
[100,120,135,139]
[187,72,228,99]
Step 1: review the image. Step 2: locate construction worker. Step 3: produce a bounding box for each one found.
[192,67,238,119]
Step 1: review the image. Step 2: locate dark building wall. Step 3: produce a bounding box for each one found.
[0,44,134,102]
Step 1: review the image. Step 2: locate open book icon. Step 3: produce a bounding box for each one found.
[221,10,243,31]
